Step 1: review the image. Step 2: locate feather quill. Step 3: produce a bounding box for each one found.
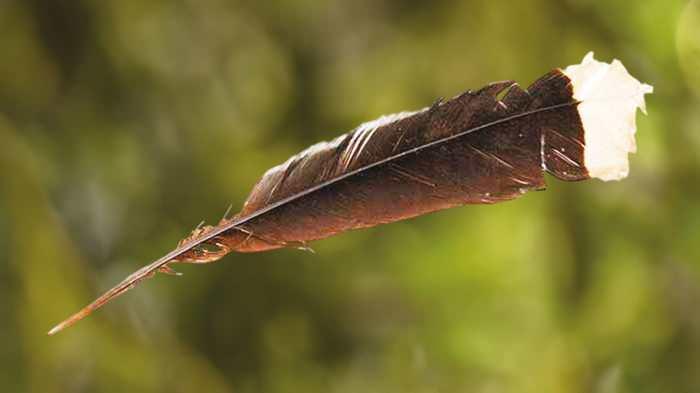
[48,53,652,335]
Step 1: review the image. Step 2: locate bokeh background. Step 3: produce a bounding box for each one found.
[1,0,699,392]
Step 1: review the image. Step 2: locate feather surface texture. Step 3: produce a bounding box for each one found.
[49,53,652,335]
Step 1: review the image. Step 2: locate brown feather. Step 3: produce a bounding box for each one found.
[48,69,589,335]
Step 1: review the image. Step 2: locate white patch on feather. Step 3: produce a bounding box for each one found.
[563,52,653,181]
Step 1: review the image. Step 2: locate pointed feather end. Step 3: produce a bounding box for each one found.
[563,52,653,181]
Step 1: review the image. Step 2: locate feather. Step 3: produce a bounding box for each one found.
[48,53,652,335]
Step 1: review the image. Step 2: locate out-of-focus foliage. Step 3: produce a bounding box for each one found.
[1,0,698,392]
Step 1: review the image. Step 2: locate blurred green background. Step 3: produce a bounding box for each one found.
[1,0,699,392]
